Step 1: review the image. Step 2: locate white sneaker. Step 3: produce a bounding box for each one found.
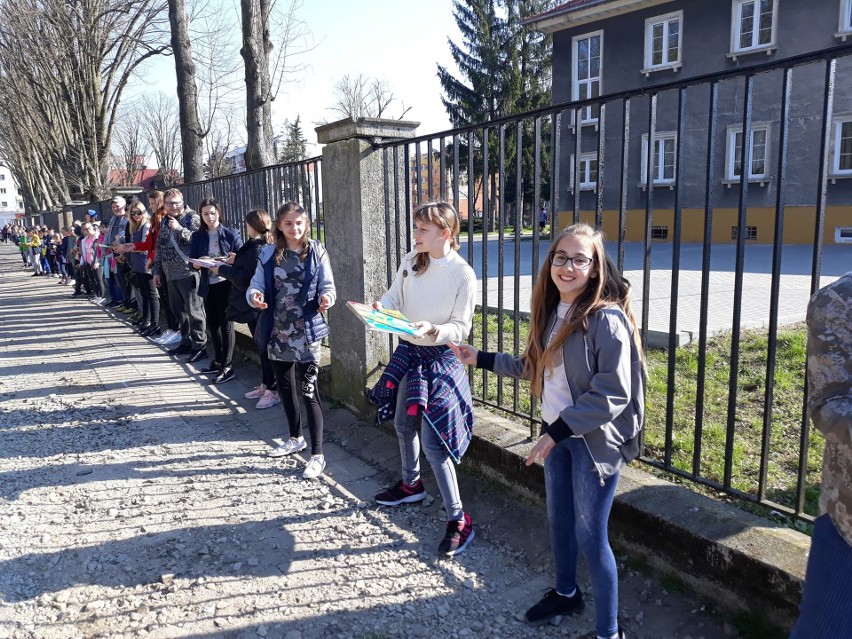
[303,454,326,479]
[97,298,110,306]
[163,331,182,345]
[91,297,104,304]
[256,390,281,409]
[268,437,306,458]
[153,330,173,344]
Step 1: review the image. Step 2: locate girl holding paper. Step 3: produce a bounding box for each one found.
[369,201,477,557]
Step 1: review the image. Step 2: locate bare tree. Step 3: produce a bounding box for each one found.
[141,93,182,178]
[329,74,413,120]
[113,105,149,187]
[204,106,242,178]
[168,0,205,182]
[0,0,169,209]
[240,0,312,171]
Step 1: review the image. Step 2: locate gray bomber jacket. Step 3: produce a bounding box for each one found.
[478,306,645,482]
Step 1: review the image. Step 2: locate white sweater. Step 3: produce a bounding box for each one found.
[380,250,476,346]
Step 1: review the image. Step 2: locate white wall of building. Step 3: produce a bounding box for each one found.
[0,161,24,225]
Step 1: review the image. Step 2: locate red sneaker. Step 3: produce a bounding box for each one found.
[374,479,427,506]
[438,512,475,556]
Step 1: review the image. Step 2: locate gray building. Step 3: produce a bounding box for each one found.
[526,0,852,244]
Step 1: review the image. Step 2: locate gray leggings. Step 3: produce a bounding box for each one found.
[394,373,463,521]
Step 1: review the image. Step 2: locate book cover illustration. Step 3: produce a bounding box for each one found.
[346,301,424,338]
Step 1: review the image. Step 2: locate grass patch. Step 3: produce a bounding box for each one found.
[466,314,822,519]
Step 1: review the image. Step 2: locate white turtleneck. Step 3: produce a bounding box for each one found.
[380,249,476,346]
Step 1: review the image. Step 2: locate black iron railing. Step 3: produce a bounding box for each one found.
[375,43,852,523]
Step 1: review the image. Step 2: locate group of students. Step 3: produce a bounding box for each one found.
[23,194,646,639]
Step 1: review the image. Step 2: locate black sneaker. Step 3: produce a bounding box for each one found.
[524,588,585,625]
[168,343,193,356]
[212,366,235,384]
[375,479,427,506]
[144,327,162,339]
[186,348,208,363]
[200,361,222,374]
[438,512,475,556]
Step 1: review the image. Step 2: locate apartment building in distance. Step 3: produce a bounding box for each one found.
[0,160,25,226]
[526,0,852,244]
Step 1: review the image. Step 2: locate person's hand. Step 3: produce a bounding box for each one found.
[251,292,267,310]
[318,294,331,312]
[448,342,479,366]
[153,274,161,287]
[526,433,556,466]
[145,258,153,271]
[226,252,236,265]
[411,321,436,337]
[92,261,99,270]
[167,218,180,230]
[371,301,383,311]
[208,264,219,275]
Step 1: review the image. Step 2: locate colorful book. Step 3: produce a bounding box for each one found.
[346,301,424,338]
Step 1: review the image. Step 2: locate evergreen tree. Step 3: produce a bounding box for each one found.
[438,0,552,227]
[279,115,308,163]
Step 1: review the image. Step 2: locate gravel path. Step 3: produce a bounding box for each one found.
[0,246,741,639]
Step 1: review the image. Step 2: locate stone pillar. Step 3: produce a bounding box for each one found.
[316,117,419,415]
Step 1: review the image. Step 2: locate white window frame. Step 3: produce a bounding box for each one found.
[569,153,599,191]
[572,30,603,126]
[838,0,852,39]
[725,123,771,184]
[831,117,852,178]
[729,0,778,58]
[643,11,683,75]
[640,132,677,187]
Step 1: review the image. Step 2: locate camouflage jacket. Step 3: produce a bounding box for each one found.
[806,271,852,547]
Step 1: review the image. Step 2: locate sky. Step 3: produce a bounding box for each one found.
[130,0,464,159]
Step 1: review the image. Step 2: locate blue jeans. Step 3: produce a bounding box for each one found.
[790,514,852,638]
[394,373,463,521]
[545,436,619,638]
[107,269,123,303]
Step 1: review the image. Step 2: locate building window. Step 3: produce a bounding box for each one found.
[570,153,599,190]
[0,174,5,181]
[572,31,602,124]
[833,118,852,175]
[731,0,776,54]
[0,188,5,194]
[841,0,852,35]
[732,225,758,241]
[0,201,6,208]
[651,226,669,240]
[641,132,677,186]
[644,12,682,73]
[726,124,770,181]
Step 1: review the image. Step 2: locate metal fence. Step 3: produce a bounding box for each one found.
[67,157,324,243]
[376,44,852,523]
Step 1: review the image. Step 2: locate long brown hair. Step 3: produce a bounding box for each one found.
[246,209,272,244]
[412,201,461,276]
[524,223,644,396]
[197,197,222,231]
[273,201,309,264]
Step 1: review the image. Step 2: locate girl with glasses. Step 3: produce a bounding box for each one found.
[450,223,645,639]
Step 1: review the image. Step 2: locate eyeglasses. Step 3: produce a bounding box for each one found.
[131,211,144,216]
[548,251,595,269]
[165,201,183,207]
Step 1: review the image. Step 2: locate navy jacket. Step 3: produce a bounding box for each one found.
[189,225,243,298]
[247,240,336,351]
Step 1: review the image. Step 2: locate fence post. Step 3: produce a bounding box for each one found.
[316,117,419,415]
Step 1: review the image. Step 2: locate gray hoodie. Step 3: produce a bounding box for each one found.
[479,306,645,482]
